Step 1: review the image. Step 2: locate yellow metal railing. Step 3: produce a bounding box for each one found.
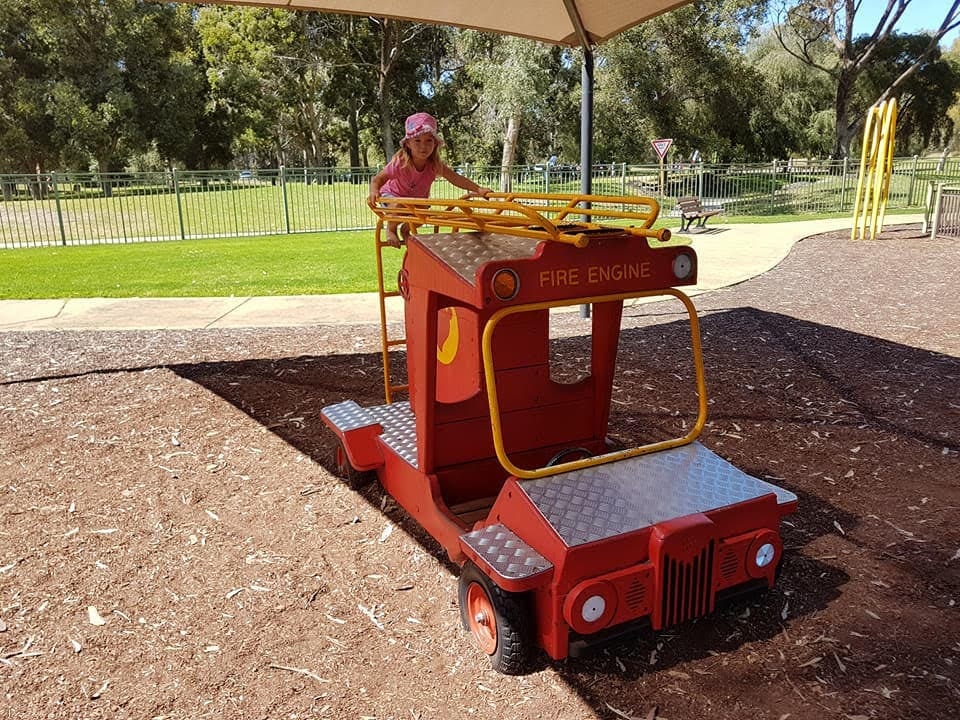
[367,192,670,247]
[480,289,708,480]
[371,192,673,404]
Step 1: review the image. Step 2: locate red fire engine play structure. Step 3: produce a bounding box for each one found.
[321,192,796,673]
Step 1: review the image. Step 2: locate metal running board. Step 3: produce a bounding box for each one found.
[321,400,418,469]
[460,523,553,582]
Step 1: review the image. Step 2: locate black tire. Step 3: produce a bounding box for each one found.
[545,446,592,467]
[333,440,374,490]
[457,562,531,675]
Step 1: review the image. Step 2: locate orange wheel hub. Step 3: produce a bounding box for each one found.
[465,582,497,655]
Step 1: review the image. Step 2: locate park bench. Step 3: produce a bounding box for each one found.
[676,196,723,232]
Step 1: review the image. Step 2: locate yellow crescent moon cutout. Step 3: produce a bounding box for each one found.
[437,307,460,365]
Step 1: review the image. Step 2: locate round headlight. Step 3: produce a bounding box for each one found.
[491,268,520,300]
[755,542,776,568]
[563,580,617,634]
[746,532,780,579]
[673,252,693,280]
[581,595,606,623]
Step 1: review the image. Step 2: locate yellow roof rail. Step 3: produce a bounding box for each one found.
[368,191,670,247]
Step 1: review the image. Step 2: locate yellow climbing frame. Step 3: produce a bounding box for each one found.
[852,98,898,240]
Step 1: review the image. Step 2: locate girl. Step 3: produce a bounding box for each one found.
[369,112,492,246]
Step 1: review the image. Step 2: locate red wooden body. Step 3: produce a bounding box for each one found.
[323,222,795,661]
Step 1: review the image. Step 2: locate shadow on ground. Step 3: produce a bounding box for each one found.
[166,307,958,717]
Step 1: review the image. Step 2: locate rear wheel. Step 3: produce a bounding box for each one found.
[458,563,531,675]
[333,440,374,490]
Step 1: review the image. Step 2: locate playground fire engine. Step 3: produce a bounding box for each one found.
[321,193,796,673]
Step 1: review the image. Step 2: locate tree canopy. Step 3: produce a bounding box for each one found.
[1,0,958,174]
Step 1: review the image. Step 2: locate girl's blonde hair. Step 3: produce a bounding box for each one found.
[391,137,441,172]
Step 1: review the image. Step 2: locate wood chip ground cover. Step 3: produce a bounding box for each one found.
[1,225,957,719]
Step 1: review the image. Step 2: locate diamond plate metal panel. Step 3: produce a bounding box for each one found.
[519,442,798,547]
[418,232,539,285]
[369,402,418,469]
[322,400,418,468]
[321,400,376,431]
[461,524,553,581]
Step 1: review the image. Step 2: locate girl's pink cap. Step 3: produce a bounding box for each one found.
[403,112,443,145]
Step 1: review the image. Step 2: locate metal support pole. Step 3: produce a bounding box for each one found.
[580,48,594,197]
[907,154,919,205]
[579,48,594,319]
[281,164,290,233]
[51,172,67,246]
[931,183,944,239]
[839,156,849,211]
[173,168,186,241]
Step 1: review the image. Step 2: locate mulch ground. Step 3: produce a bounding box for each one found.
[1,223,957,720]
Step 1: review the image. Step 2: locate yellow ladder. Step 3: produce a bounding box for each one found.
[374,219,408,404]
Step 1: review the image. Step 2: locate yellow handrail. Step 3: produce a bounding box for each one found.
[480,289,708,480]
[367,192,670,247]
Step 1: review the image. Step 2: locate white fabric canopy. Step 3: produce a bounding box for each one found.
[190,0,692,47]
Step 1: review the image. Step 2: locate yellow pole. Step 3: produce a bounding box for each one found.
[876,98,898,234]
[858,108,880,240]
[851,104,876,240]
[869,100,893,239]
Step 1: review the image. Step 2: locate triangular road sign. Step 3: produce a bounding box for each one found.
[651,138,673,160]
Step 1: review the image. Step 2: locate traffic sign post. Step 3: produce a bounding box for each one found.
[652,138,673,198]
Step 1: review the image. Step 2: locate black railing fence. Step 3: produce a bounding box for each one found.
[2,157,955,248]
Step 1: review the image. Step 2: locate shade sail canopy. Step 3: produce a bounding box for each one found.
[189,0,691,47]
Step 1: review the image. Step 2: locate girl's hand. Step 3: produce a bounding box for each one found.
[467,187,492,199]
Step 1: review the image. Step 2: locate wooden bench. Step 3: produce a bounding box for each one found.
[676,196,723,232]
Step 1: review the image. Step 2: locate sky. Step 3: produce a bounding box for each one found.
[850,0,959,48]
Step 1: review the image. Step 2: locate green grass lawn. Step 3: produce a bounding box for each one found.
[1,230,405,299]
[0,210,921,300]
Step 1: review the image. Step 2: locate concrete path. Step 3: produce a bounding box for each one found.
[0,217,920,331]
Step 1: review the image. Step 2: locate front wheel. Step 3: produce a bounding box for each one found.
[458,563,531,675]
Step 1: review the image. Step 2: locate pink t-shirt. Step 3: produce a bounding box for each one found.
[380,157,440,198]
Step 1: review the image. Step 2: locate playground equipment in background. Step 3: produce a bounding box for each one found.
[852,98,898,240]
[321,192,797,673]
[924,182,960,239]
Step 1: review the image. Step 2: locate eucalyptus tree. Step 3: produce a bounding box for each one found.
[945,39,960,154]
[196,6,341,167]
[0,0,57,174]
[593,0,776,162]
[0,0,205,176]
[747,28,836,158]
[309,14,445,165]
[458,32,573,188]
[773,0,960,157]
[854,33,960,155]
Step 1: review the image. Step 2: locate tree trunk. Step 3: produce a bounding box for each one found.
[500,113,521,192]
[378,20,396,160]
[832,74,858,158]
[347,101,361,169]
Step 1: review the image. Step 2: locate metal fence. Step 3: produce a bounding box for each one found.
[2,157,958,248]
[926,183,960,239]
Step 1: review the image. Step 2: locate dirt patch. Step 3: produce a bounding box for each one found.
[1,224,958,719]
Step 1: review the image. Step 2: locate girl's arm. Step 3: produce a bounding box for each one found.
[440,164,492,197]
[368,168,390,204]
